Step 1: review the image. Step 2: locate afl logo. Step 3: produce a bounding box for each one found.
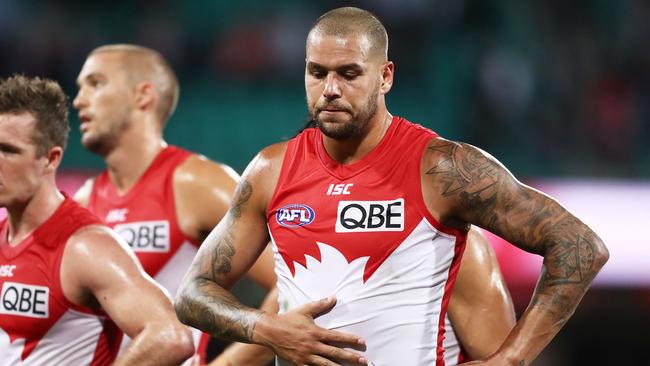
[276,204,316,228]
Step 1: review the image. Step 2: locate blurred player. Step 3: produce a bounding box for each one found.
[0,74,194,365]
[73,44,277,364]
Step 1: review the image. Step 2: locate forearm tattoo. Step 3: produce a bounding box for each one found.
[176,179,261,342]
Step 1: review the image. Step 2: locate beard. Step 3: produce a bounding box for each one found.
[310,86,379,140]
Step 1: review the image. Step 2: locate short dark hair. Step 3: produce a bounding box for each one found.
[0,74,70,156]
[309,7,388,60]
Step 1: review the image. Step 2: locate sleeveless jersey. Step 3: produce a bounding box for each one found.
[87,145,208,361]
[0,197,121,365]
[268,116,467,366]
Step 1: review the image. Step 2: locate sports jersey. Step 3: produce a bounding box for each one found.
[268,116,467,366]
[0,197,121,366]
[87,145,208,361]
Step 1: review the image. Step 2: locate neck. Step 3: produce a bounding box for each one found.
[6,179,64,246]
[104,118,166,194]
[322,108,392,164]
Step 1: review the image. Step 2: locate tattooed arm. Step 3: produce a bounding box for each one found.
[174,143,367,366]
[422,138,609,366]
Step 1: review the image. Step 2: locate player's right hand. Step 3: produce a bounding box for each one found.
[253,295,368,366]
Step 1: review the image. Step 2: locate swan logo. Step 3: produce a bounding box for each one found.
[276,204,316,228]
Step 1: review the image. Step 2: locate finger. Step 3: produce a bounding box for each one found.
[313,343,368,365]
[297,296,337,318]
[316,328,366,348]
[306,354,344,366]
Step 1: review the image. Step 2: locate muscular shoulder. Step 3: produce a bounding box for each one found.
[62,225,140,302]
[65,224,135,265]
[248,141,288,177]
[422,137,504,181]
[242,142,288,210]
[73,177,97,207]
[422,137,515,218]
[174,154,239,200]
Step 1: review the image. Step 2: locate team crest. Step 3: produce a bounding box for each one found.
[276,204,316,228]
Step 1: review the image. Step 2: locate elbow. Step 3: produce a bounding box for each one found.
[165,324,195,362]
[593,241,610,271]
[173,293,193,327]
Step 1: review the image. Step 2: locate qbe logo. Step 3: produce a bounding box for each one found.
[336,198,404,233]
[114,220,170,252]
[276,204,316,228]
[0,282,49,318]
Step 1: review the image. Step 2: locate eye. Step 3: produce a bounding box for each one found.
[342,71,358,80]
[310,70,326,79]
[0,143,20,154]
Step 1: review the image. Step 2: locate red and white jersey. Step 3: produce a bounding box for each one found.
[0,197,121,366]
[268,116,467,366]
[87,145,208,360]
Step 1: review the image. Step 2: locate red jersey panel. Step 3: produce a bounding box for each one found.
[87,145,208,362]
[0,197,121,365]
[268,116,467,366]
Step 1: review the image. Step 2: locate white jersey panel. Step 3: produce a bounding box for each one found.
[0,309,105,366]
[272,218,460,366]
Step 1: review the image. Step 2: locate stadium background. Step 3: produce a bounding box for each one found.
[2,0,649,364]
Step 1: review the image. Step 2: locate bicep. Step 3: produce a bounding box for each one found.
[67,229,177,338]
[426,139,570,254]
[188,177,271,290]
[448,227,515,359]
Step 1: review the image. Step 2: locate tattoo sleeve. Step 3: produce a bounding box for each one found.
[175,179,263,343]
[427,139,609,361]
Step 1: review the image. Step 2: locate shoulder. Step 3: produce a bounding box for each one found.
[62,224,138,285]
[174,154,240,194]
[237,141,289,213]
[422,137,507,190]
[73,176,97,207]
[65,224,133,260]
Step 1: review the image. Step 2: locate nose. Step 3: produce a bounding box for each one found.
[73,89,86,110]
[323,73,342,100]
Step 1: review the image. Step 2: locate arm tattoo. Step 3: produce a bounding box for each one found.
[426,139,608,323]
[210,179,252,277]
[175,179,262,343]
[230,179,252,219]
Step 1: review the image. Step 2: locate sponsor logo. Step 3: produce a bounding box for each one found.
[114,220,170,252]
[106,208,129,223]
[0,282,49,318]
[0,265,16,277]
[276,204,316,228]
[336,199,404,233]
[326,183,353,196]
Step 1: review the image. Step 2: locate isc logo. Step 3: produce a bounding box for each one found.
[327,183,353,195]
[114,221,170,252]
[276,204,316,228]
[336,199,404,233]
[0,282,49,318]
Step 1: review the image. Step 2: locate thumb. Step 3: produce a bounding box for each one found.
[297,295,337,318]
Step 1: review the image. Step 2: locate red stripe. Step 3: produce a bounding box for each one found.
[436,234,467,366]
[196,333,211,365]
[90,319,122,366]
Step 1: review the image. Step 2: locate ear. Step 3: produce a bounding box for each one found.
[379,61,394,95]
[43,146,63,174]
[134,82,157,112]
